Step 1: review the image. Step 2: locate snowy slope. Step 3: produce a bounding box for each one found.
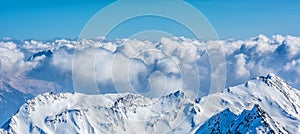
[194,73,300,133]
[2,91,202,133]
[1,74,300,133]
[195,104,288,133]
[0,81,32,127]
[0,74,61,126]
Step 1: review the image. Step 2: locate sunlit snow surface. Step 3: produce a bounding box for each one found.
[1,74,300,133]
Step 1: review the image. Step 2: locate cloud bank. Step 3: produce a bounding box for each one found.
[0,35,300,98]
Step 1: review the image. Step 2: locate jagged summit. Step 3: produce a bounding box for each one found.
[27,49,53,61]
[195,104,288,133]
[249,73,297,94]
[261,73,295,90]
[1,90,202,133]
[254,73,283,82]
[259,73,289,85]
[1,74,300,133]
[164,90,185,98]
[228,104,287,133]
[196,74,300,133]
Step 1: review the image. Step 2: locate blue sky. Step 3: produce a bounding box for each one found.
[0,0,300,40]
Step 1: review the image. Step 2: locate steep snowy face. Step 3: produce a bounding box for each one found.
[196,104,288,133]
[0,80,33,127]
[0,74,60,126]
[196,73,300,133]
[1,74,300,133]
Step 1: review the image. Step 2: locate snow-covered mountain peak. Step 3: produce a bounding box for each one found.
[112,93,153,110]
[256,74,300,115]
[195,104,288,133]
[162,90,186,100]
[168,90,185,98]
[196,74,300,133]
[258,73,289,86]
[2,90,202,133]
[1,74,300,133]
[232,104,287,133]
[27,49,53,61]
[260,73,296,92]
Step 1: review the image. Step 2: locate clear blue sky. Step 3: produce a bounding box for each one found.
[0,0,300,40]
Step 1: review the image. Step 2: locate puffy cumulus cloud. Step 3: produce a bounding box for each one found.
[0,40,62,96]
[232,54,250,81]
[51,48,73,72]
[284,59,300,74]
[276,36,300,59]
[1,35,300,98]
[70,39,193,97]
[0,41,39,75]
[222,35,300,87]
[282,59,300,84]
[158,37,200,64]
[69,35,300,97]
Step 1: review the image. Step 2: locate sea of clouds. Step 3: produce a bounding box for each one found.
[0,34,300,98]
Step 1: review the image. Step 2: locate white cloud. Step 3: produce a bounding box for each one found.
[233,54,250,80]
[1,35,300,98]
[284,59,300,73]
[0,41,39,75]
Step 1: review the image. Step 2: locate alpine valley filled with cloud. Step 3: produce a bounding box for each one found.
[0,35,300,133]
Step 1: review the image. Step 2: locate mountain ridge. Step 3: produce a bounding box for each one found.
[0,73,299,133]
[195,104,290,133]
